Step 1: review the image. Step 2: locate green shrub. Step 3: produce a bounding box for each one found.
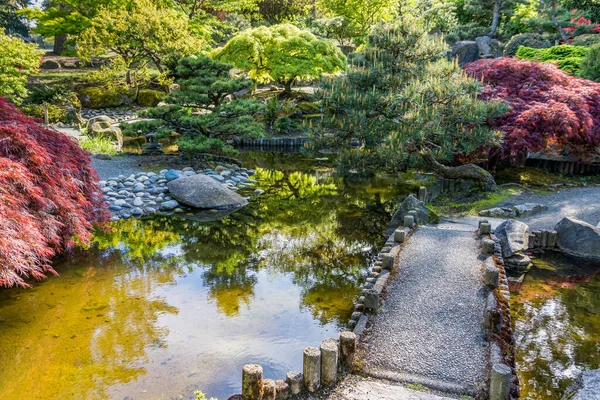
[516,45,589,74]
[120,119,174,138]
[79,135,119,155]
[274,116,298,134]
[136,89,167,107]
[504,33,551,56]
[572,34,600,47]
[579,44,600,82]
[20,103,70,123]
[26,84,70,105]
[77,86,131,109]
[177,134,237,156]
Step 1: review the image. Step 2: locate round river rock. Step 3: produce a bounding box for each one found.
[167,174,249,209]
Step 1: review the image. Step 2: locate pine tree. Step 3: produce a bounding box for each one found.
[312,22,504,190]
[167,56,252,109]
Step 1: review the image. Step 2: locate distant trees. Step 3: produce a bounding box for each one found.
[78,0,205,78]
[20,0,120,54]
[0,0,29,36]
[0,96,109,288]
[213,24,346,93]
[0,33,42,104]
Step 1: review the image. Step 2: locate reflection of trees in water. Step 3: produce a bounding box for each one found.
[512,266,600,400]
[0,249,180,400]
[91,165,406,324]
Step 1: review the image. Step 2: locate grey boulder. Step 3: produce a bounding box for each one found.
[448,41,479,66]
[479,207,517,218]
[495,219,529,257]
[563,369,600,400]
[555,217,600,259]
[167,174,248,209]
[512,203,547,217]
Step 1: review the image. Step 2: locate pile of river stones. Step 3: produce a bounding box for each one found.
[82,107,141,123]
[100,165,259,221]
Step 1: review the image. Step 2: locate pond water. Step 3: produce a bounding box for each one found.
[510,252,600,399]
[0,152,411,400]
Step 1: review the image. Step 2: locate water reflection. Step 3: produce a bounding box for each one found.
[0,153,410,399]
[511,252,600,399]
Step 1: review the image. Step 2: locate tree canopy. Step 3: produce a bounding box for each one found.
[0,33,42,104]
[77,0,206,73]
[213,23,347,92]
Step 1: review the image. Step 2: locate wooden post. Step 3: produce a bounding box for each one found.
[43,102,49,125]
[242,364,264,400]
[340,331,357,368]
[320,339,339,386]
[303,347,321,392]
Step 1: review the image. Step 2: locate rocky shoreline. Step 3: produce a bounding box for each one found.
[100,165,259,221]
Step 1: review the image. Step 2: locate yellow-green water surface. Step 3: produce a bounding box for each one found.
[511,252,600,399]
[0,153,411,400]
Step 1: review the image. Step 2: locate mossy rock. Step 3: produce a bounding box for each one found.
[295,101,319,114]
[77,87,132,109]
[136,89,167,107]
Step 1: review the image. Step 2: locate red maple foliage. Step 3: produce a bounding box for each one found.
[0,96,109,288]
[465,58,600,162]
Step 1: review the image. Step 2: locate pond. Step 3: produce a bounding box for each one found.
[510,252,600,399]
[0,152,412,400]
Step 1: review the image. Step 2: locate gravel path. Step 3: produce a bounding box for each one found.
[495,186,600,230]
[329,375,455,400]
[358,225,487,396]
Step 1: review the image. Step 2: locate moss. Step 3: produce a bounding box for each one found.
[295,101,319,114]
[433,187,521,216]
[136,89,167,107]
[77,87,131,109]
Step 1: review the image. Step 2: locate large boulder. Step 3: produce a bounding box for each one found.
[475,36,502,58]
[495,219,529,257]
[167,174,249,210]
[562,369,600,400]
[555,217,600,259]
[448,41,480,66]
[386,194,439,236]
[87,121,123,150]
[41,59,61,70]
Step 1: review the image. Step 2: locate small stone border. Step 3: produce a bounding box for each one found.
[226,203,420,400]
[479,221,519,400]
[99,166,259,221]
[346,212,418,335]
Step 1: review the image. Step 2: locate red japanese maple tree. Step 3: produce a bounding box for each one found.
[0,96,109,288]
[465,58,600,163]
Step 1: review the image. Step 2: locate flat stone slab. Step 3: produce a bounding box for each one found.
[358,226,486,395]
[329,376,455,400]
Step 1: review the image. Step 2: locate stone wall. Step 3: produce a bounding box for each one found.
[419,178,475,204]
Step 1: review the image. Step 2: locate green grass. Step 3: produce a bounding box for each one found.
[432,187,523,216]
[79,135,119,156]
[407,383,427,391]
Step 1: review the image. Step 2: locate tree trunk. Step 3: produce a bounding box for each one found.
[53,34,67,55]
[551,13,570,43]
[283,78,294,94]
[487,0,503,37]
[421,152,497,191]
